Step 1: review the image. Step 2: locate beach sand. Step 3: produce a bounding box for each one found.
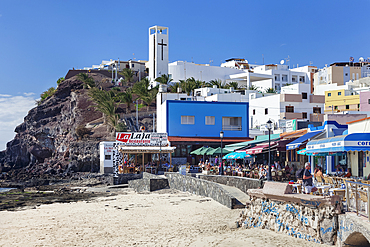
[0,188,322,247]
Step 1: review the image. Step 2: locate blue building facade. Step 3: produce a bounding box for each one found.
[166,100,249,138]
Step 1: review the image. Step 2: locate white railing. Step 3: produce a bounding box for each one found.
[345,180,370,221]
[222,125,242,131]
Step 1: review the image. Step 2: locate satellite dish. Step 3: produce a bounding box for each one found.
[280,60,285,65]
[359,57,364,62]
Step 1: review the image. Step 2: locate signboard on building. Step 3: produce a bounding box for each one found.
[286,119,297,133]
[115,132,168,146]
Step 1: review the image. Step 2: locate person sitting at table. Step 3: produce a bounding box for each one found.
[335,165,344,177]
[343,168,352,178]
[314,166,324,180]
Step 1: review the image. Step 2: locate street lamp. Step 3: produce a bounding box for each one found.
[220,131,224,175]
[157,135,162,175]
[266,119,273,181]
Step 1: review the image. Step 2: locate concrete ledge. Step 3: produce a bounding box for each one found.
[128,172,169,192]
[197,174,262,194]
[165,172,237,209]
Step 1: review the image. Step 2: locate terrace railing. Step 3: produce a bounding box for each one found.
[345,180,370,221]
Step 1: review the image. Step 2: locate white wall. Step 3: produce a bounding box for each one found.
[249,94,281,128]
[168,61,245,83]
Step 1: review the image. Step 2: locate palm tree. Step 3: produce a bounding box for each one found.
[121,68,135,84]
[248,85,259,91]
[77,73,95,89]
[209,79,224,89]
[226,81,239,89]
[169,82,181,93]
[155,74,173,85]
[141,87,158,111]
[120,88,133,114]
[88,88,119,131]
[265,88,277,93]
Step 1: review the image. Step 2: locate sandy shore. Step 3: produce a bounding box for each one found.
[0,188,322,247]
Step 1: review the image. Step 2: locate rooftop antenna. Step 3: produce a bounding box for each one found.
[280,59,285,65]
[285,55,290,68]
[309,61,313,66]
[262,54,264,65]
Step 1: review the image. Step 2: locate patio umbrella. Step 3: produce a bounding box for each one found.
[199,147,214,155]
[206,147,231,156]
[223,152,251,159]
[190,146,206,155]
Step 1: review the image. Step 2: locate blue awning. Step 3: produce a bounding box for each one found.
[223,152,251,159]
[286,130,324,150]
[306,133,370,154]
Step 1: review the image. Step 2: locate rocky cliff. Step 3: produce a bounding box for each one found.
[0,73,155,180]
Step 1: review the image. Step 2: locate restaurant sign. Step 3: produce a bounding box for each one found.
[115,132,168,146]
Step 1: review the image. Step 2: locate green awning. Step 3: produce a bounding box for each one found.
[199,147,214,155]
[225,133,281,152]
[206,147,231,156]
[190,147,206,155]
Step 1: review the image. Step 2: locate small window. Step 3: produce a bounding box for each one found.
[253,109,256,115]
[282,75,288,82]
[275,74,280,81]
[180,98,186,100]
[368,99,370,104]
[334,106,338,110]
[286,106,294,113]
[302,112,307,119]
[338,92,342,96]
[205,116,215,125]
[302,92,307,99]
[299,76,305,82]
[328,93,331,97]
[358,104,360,108]
[131,64,135,68]
[345,73,348,76]
[346,105,349,109]
[105,155,111,160]
[181,116,194,124]
[313,107,321,114]
[265,108,268,115]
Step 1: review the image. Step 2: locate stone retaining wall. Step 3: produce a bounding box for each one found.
[197,174,262,194]
[165,173,237,209]
[117,173,142,184]
[239,182,342,245]
[337,213,370,247]
[128,172,169,192]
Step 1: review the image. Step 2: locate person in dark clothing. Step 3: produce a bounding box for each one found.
[303,162,317,193]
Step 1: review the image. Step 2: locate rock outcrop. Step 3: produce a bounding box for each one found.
[0,74,114,179]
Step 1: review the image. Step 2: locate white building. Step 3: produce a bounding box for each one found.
[148,26,169,87]
[168,60,245,85]
[230,64,316,93]
[249,83,324,129]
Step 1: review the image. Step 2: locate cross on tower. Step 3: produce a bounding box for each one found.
[158,39,167,60]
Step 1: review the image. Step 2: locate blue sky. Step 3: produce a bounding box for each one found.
[0,0,369,150]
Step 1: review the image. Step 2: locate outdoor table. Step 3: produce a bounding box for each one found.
[290,183,301,193]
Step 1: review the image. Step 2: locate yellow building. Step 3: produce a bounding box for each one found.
[324,89,360,113]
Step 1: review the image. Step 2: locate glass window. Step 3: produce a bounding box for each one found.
[338,92,342,96]
[313,107,321,113]
[253,109,255,115]
[265,108,268,115]
[222,117,242,131]
[105,155,111,160]
[205,116,215,125]
[275,74,280,81]
[328,93,331,97]
[346,105,349,110]
[302,92,307,99]
[282,75,288,82]
[285,106,294,113]
[181,116,194,124]
[302,112,307,119]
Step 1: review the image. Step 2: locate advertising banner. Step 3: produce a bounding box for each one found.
[115,132,168,146]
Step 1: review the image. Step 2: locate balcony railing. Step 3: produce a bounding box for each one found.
[222,125,242,131]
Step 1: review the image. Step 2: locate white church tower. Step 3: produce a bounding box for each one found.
[148,26,169,88]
